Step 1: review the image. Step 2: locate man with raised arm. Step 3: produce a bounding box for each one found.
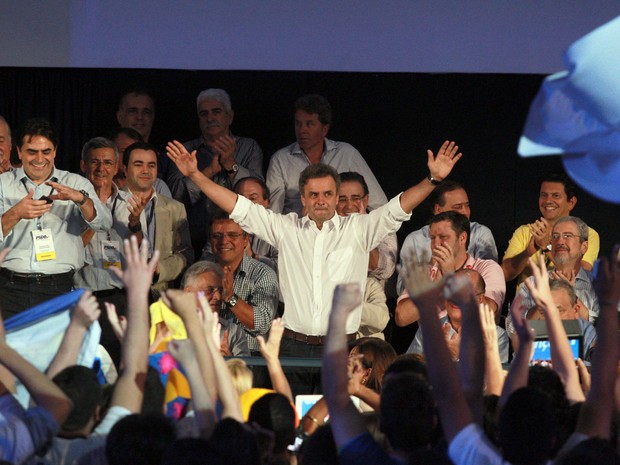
[168,139,461,394]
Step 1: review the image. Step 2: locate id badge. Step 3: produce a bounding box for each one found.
[32,228,57,261]
[102,240,122,269]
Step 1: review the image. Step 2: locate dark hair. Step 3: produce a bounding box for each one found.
[106,413,176,465]
[299,423,338,465]
[384,353,428,382]
[294,94,332,125]
[162,438,223,465]
[248,393,296,454]
[298,163,340,195]
[210,418,260,465]
[339,171,369,196]
[123,141,157,166]
[350,337,397,393]
[430,179,466,209]
[142,366,166,415]
[118,88,155,110]
[52,365,103,432]
[499,387,557,465]
[108,126,144,143]
[380,372,436,452]
[234,176,270,200]
[541,172,578,200]
[429,211,471,249]
[17,117,59,148]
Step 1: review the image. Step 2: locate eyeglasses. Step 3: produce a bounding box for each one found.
[551,232,583,241]
[203,286,224,295]
[89,159,116,168]
[211,232,244,241]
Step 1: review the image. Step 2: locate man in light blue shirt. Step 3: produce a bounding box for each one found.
[0,118,112,317]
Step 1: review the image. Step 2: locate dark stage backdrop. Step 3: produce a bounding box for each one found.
[2,67,619,345]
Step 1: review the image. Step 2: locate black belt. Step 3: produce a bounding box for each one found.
[0,268,74,283]
[93,288,126,298]
[282,328,357,346]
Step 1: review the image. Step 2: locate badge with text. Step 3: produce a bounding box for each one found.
[102,240,122,269]
[32,228,57,261]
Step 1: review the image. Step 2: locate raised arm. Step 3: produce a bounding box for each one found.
[399,254,472,443]
[108,236,159,412]
[322,283,367,449]
[479,303,504,396]
[499,295,534,408]
[167,140,238,214]
[575,246,620,438]
[525,256,585,403]
[257,318,293,402]
[46,291,101,379]
[399,141,462,214]
[450,284,486,424]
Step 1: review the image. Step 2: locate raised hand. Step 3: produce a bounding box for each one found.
[331,283,362,320]
[442,322,461,361]
[105,302,127,342]
[510,294,535,345]
[72,290,101,328]
[524,255,554,310]
[427,140,463,182]
[161,289,199,323]
[257,318,285,364]
[168,338,197,368]
[166,140,199,177]
[110,236,159,294]
[399,251,445,310]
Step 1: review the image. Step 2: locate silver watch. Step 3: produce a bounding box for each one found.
[225,294,238,308]
[74,189,89,206]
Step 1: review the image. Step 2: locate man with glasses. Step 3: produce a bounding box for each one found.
[511,216,600,324]
[208,209,279,356]
[501,172,599,284]
[149,260,249,356]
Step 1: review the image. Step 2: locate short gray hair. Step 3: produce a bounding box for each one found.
[181,260,224,288]
[196,88,232,113]
[554,216,588,242]
[81,137,119,162]
[549,279,577,306]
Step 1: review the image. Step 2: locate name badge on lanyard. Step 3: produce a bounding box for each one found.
[32,228,57,261]
[102,240,122,269]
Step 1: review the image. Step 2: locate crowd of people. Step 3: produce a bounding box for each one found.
[0,86,616,464]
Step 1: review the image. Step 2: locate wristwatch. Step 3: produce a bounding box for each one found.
[74,189,89,206]
[225,294,238,308]
[226,163,239,175]
[426,174,441,186]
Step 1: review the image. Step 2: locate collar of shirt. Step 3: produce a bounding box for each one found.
[290,137,336,157]
[125,187,157,204]
[16,166,59,186]
[299,210,341,231]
